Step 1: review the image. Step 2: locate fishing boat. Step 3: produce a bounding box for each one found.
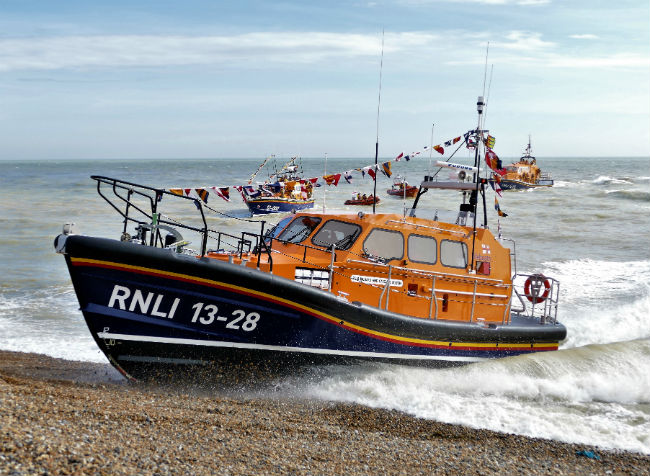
[344,194,380,206]
[386,177,417,198]
[492,136,554,190]
[54,98,566,382]
[241,156,315,214]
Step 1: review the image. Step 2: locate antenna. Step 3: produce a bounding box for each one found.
[482,42,490,98]
[322,152,328,212]
[483,64,494,127]
[372,29,385,214]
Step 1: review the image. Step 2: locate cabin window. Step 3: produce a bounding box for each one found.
[265,216,293,243]
[311,220,362,250]
[408,234,437,265]
[362,229,404,261]
[440,239,468,269]
[277,216,322,243]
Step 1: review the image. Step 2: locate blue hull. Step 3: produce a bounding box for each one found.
[58,235,565,381]
[245,198,315,215]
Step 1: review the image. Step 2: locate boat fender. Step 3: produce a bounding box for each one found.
[524,274,551,303]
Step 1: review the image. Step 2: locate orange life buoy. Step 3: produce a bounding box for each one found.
[524,274,551,303]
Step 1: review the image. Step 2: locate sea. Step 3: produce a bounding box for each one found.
[1,155,649,454]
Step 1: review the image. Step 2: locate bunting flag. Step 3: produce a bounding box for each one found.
[494,197,508,217]
[323,173,341,186]
[485,149,506,175]
[489,178,503,197]
[194,188,210,204]
[211,186,231,202]
[381,161,392,177]
[164,130,486,210]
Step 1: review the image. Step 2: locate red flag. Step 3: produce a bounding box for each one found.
[395,152,404,161]
[211,186,230,202]
[323,173,341,186]
[433,145,444,155]
[365,166,376,180]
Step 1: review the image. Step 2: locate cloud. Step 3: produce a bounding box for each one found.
[1,30,646,74]
[401,0,549,5]
[569,34,599,40]
[0,32,439,72]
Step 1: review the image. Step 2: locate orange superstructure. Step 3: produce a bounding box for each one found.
[206,211,513,325]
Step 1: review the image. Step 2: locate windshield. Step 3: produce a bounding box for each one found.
[277,216,322,243]
[311,220,362,250]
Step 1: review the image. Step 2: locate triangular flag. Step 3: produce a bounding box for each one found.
[381,162,392,178]
[323,173,341,186]
[494,196,508,217]
[433,145,444,155]
[194,188,209,203]
[211,186,231,202]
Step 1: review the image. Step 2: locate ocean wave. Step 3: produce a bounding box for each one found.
[305,339,650,454]
[592,175,635,185]
[540,259,650,347]
[605,189,650,202]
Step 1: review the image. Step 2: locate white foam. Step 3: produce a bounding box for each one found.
[539,259,650,347]
[592,175,634,185]
[306,340,650,454]
[0,287,108,363]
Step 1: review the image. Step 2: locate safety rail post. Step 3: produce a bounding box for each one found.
[328,244,336,291]
[501,283,511,324]
[470,279,477,322]
[256,221,266,269]
[385,265,393,310]
[429,275,438,319]
[122,189,133,236]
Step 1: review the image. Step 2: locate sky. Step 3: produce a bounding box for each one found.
[1,0,648,160]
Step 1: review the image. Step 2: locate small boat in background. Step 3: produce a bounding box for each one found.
[387,177,417,198]
[242,156,315,214]
[345,194,380,206]
[493,136,554,190]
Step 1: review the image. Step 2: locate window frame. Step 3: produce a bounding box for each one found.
[440,239,468,269]
[310,219,362,250]
[407,233,438,265]
[361,228,405,262]
[276,216,322,244]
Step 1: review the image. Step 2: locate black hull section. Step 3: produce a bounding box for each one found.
[58,235,566,381]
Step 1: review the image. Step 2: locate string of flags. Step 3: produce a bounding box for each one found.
[163,130,508,216]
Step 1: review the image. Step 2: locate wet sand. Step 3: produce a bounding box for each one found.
[1,350,648,475]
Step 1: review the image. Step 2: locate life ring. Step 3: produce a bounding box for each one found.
[524,274,551,303]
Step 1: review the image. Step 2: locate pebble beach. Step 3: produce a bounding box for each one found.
[1,350,648,475]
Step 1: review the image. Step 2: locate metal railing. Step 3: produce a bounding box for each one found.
[91,176,274,270]
[511,273,560,324]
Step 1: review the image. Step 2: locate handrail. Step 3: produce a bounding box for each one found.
[384,220,469,238]
[91,176,272,267]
